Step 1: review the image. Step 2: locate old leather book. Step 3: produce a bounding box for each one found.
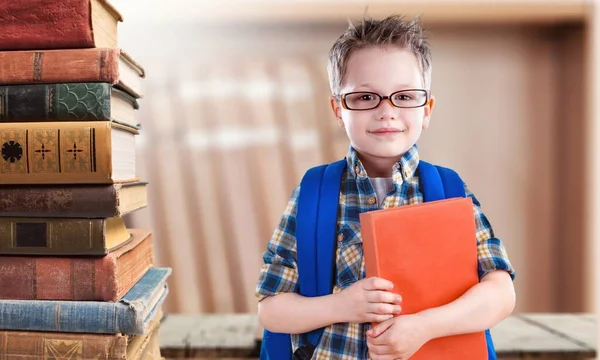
[0,181,147,218]
[0,0,122,51]
[0,309,163,360]
[360,197,488,359]
[0,216,133,255]
[0,228,153,301]
[0,120,138,184]
[0,83,139,129]
[0,48,145,98]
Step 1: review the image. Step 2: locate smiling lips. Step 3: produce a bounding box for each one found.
[369,127,405,135]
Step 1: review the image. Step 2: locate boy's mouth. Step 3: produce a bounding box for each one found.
[369,127,405,135]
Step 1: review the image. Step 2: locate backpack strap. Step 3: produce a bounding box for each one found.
[261,159,347,360]
[417,161,466,201]
[297,159,346,347]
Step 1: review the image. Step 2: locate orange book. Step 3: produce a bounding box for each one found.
[359,197,487,359]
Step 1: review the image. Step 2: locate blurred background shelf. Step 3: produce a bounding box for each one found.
[109,0,600,322]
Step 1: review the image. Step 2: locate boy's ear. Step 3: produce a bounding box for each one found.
[422,95,436,130]
[330,96,344,127]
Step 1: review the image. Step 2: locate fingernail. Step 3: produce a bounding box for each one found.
[394,306,401,313]
[396,296,402,303]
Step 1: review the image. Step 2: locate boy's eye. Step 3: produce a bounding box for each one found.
[358,94,375,101]
[394,93,414,101]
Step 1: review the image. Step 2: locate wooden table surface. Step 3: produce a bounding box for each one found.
[159,313,597,359]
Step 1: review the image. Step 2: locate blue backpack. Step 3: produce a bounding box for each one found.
[260,159,497,360]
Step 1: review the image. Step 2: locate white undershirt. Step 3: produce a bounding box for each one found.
[369,177,395,208]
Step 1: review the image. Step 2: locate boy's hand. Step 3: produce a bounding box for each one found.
[366,314,430,360]
[335,277,402,324]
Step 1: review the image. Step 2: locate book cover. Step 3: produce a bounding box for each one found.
[0,310,164,359]
[0,0,122,50]
[0,181,147,218]
[360,197,488,359]
[0,120,138,184]
[0,267,170,335]
[0,229,153,301]
[0,216,132,255]
[0,83,138,124]
[0,48,145,98]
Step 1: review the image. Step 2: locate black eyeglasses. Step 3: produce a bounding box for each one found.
[339,89,430,110]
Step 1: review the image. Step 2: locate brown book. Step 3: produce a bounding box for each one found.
[0,0,122,51]
[0,309,163,360]
[360,198,487,359]
[0,181,147,218]
[0,229,153,301]
[0,120,138,184]
[0,48,145,98]
[0,216,133,255]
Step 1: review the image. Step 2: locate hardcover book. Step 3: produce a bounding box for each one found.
[0,216,133,255]
[0,0,122,50]
[0,181,148,218]
[0,48,145,98]
[0,229,154,301]
[0,309,164,359]
[0,83,139,129]
[360,197,488,359]
[0,120,138,184]
[0,267,170,335]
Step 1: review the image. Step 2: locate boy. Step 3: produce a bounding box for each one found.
[256,15,516,360]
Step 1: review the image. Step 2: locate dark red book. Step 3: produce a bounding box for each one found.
[0,0,122,51]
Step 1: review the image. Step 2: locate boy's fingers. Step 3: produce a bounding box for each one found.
[369,303,401,315]
[369,314,394,324]
[367,319,394,338]
[363,277,394,291]
[368,290,402,304]
[366,342,393,355]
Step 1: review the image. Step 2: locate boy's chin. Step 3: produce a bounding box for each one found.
[360,143,415,159]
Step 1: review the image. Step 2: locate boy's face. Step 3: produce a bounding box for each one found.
[330,46,435,160]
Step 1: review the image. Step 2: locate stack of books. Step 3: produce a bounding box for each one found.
[0,0,170,358]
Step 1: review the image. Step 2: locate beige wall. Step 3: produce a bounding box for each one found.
[117,10,590,314]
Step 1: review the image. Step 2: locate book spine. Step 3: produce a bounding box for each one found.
[0,121,113,184]
[0,48,119,85]
[0,0,94,51]
[0,218,107,255]
[0,185,121,218]
[0,255,117,301]
[0,83,112,122]
[0,300,137,334]
[0,330,128,358]
[359,214,381,279]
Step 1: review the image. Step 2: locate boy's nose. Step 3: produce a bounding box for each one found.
[379,97,395,108]
[376,100,397,120]
[383,98,395,108]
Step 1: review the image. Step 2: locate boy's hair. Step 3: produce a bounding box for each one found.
[327,15,432,96]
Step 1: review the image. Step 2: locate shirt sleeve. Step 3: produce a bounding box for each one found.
[465,184,516,281]
[255,185,301,302]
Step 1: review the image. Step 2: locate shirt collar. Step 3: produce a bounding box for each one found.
[345,144,420,182]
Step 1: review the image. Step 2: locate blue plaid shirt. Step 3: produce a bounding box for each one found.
[256,145,516,359]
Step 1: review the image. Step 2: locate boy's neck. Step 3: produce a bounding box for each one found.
[356,151,402,178]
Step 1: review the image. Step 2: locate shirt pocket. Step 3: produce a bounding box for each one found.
[336,222,365,289]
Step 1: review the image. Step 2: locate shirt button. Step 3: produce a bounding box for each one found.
[337,234,344,242]
[355,166,361,175]
[367,197,376,205]
[404,170,410,178]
